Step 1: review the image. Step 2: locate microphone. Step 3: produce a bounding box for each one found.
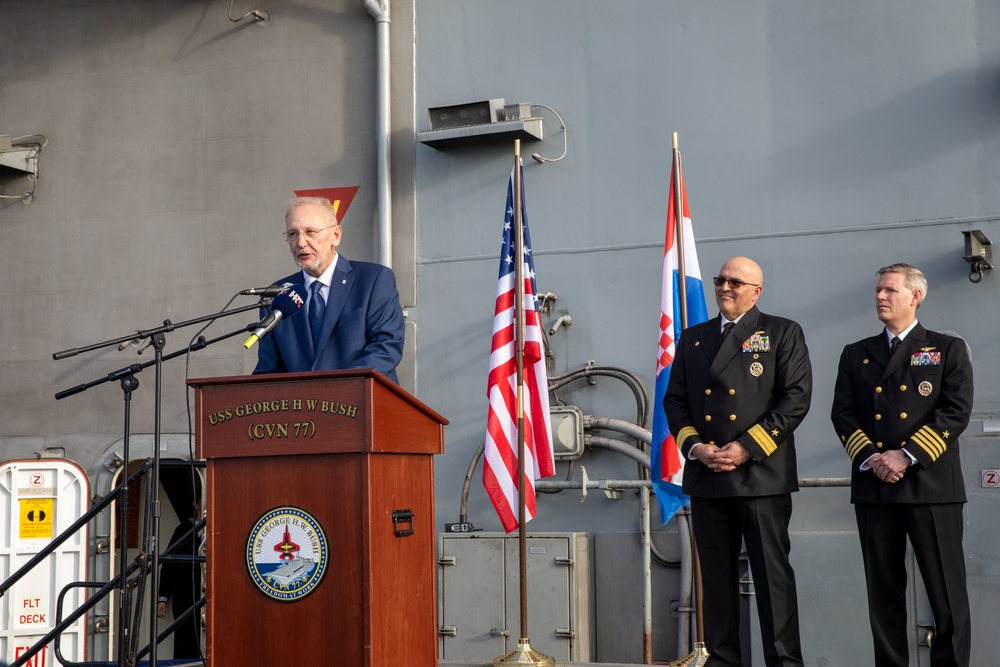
[243,284,306,349]
[240,282,293,297]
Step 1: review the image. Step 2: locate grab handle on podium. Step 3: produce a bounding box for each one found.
[392,509,414,537]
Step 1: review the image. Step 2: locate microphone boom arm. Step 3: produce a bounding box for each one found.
[51,301,267,360]
[54,323,257,400]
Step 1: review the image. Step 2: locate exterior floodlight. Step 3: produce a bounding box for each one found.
[962,229,992,283]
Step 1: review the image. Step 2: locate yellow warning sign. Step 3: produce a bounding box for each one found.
[20,498,53,540]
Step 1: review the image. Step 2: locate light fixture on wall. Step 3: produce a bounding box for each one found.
[418,99,568,161]
[0,133,45,203]
[417,98,543,150]
[962,229,992,283]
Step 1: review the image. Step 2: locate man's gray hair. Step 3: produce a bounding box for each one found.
[285,196,340,226]
[878,263,927,306]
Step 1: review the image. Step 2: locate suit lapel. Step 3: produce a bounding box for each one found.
[880,323,926,381]
[281,272,315,360]
[865,333,890,376]
[707,307,760,382]
[292,308,313,357]
[313,256,354,360]
[700,315,723,361]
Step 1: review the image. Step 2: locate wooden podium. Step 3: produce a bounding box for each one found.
[188,370,447,667]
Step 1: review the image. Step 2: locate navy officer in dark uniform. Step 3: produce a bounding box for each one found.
[831,263,972,667]
[665,256,812,667]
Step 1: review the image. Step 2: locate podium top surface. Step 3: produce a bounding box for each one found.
[188,368,447,424]
[188,369,447,459]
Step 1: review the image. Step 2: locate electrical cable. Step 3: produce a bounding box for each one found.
[529,104,568,164]
[227,0,269,24]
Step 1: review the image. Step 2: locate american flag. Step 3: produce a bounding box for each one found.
[651,150,708,523]
[483,164,555,533]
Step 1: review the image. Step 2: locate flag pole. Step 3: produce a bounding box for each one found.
[515,139,527,641]
[668,131,710,667]
[673,132,689,329]
[494,140,554,667]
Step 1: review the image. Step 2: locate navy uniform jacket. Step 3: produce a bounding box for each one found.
[663,306,813,498]
[831,324,972,505]
[253,256,405,383]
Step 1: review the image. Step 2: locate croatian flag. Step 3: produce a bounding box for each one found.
[651,154,708,523]
[483,164,555,533]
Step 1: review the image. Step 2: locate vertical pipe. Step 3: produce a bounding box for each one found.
[362,0,392,267]
[676,511,693,656]
[641,486,653,664]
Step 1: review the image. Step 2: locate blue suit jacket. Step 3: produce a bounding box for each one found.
[252,256,405,383]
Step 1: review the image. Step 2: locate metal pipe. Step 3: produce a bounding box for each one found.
[535,478,652,492]
[585,434,650,469]
[548,314,572,335]
[799,477,851,487]
[587,415,652,444]
[362,0,392,267]
[676,510,693,656]
[641,485,653,664]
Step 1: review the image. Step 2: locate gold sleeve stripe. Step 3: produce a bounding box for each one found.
[677,426,700,450]
[911,426,946,460]
[845,430,872,461]
[748,424,777,456]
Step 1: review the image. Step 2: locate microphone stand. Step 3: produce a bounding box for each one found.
[52,301,268,667]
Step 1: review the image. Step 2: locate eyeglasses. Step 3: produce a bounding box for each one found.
[712,276,759,289]
[283,226,336,243]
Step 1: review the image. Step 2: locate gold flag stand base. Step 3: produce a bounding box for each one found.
[493,637,555,666]
[668,641,710,667]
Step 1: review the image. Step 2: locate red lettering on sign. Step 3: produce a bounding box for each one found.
[15,644,47,667]
[19,613,47,624]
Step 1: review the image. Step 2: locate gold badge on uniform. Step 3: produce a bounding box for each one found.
[918,381,933,396]
[750,361,764,377]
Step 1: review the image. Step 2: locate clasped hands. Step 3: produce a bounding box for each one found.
[870,449,911,484]
[695,441,750,472]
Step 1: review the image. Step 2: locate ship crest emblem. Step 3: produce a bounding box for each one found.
[246,506,329,602]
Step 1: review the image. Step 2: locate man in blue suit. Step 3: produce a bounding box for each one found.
[253,196,405,383]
